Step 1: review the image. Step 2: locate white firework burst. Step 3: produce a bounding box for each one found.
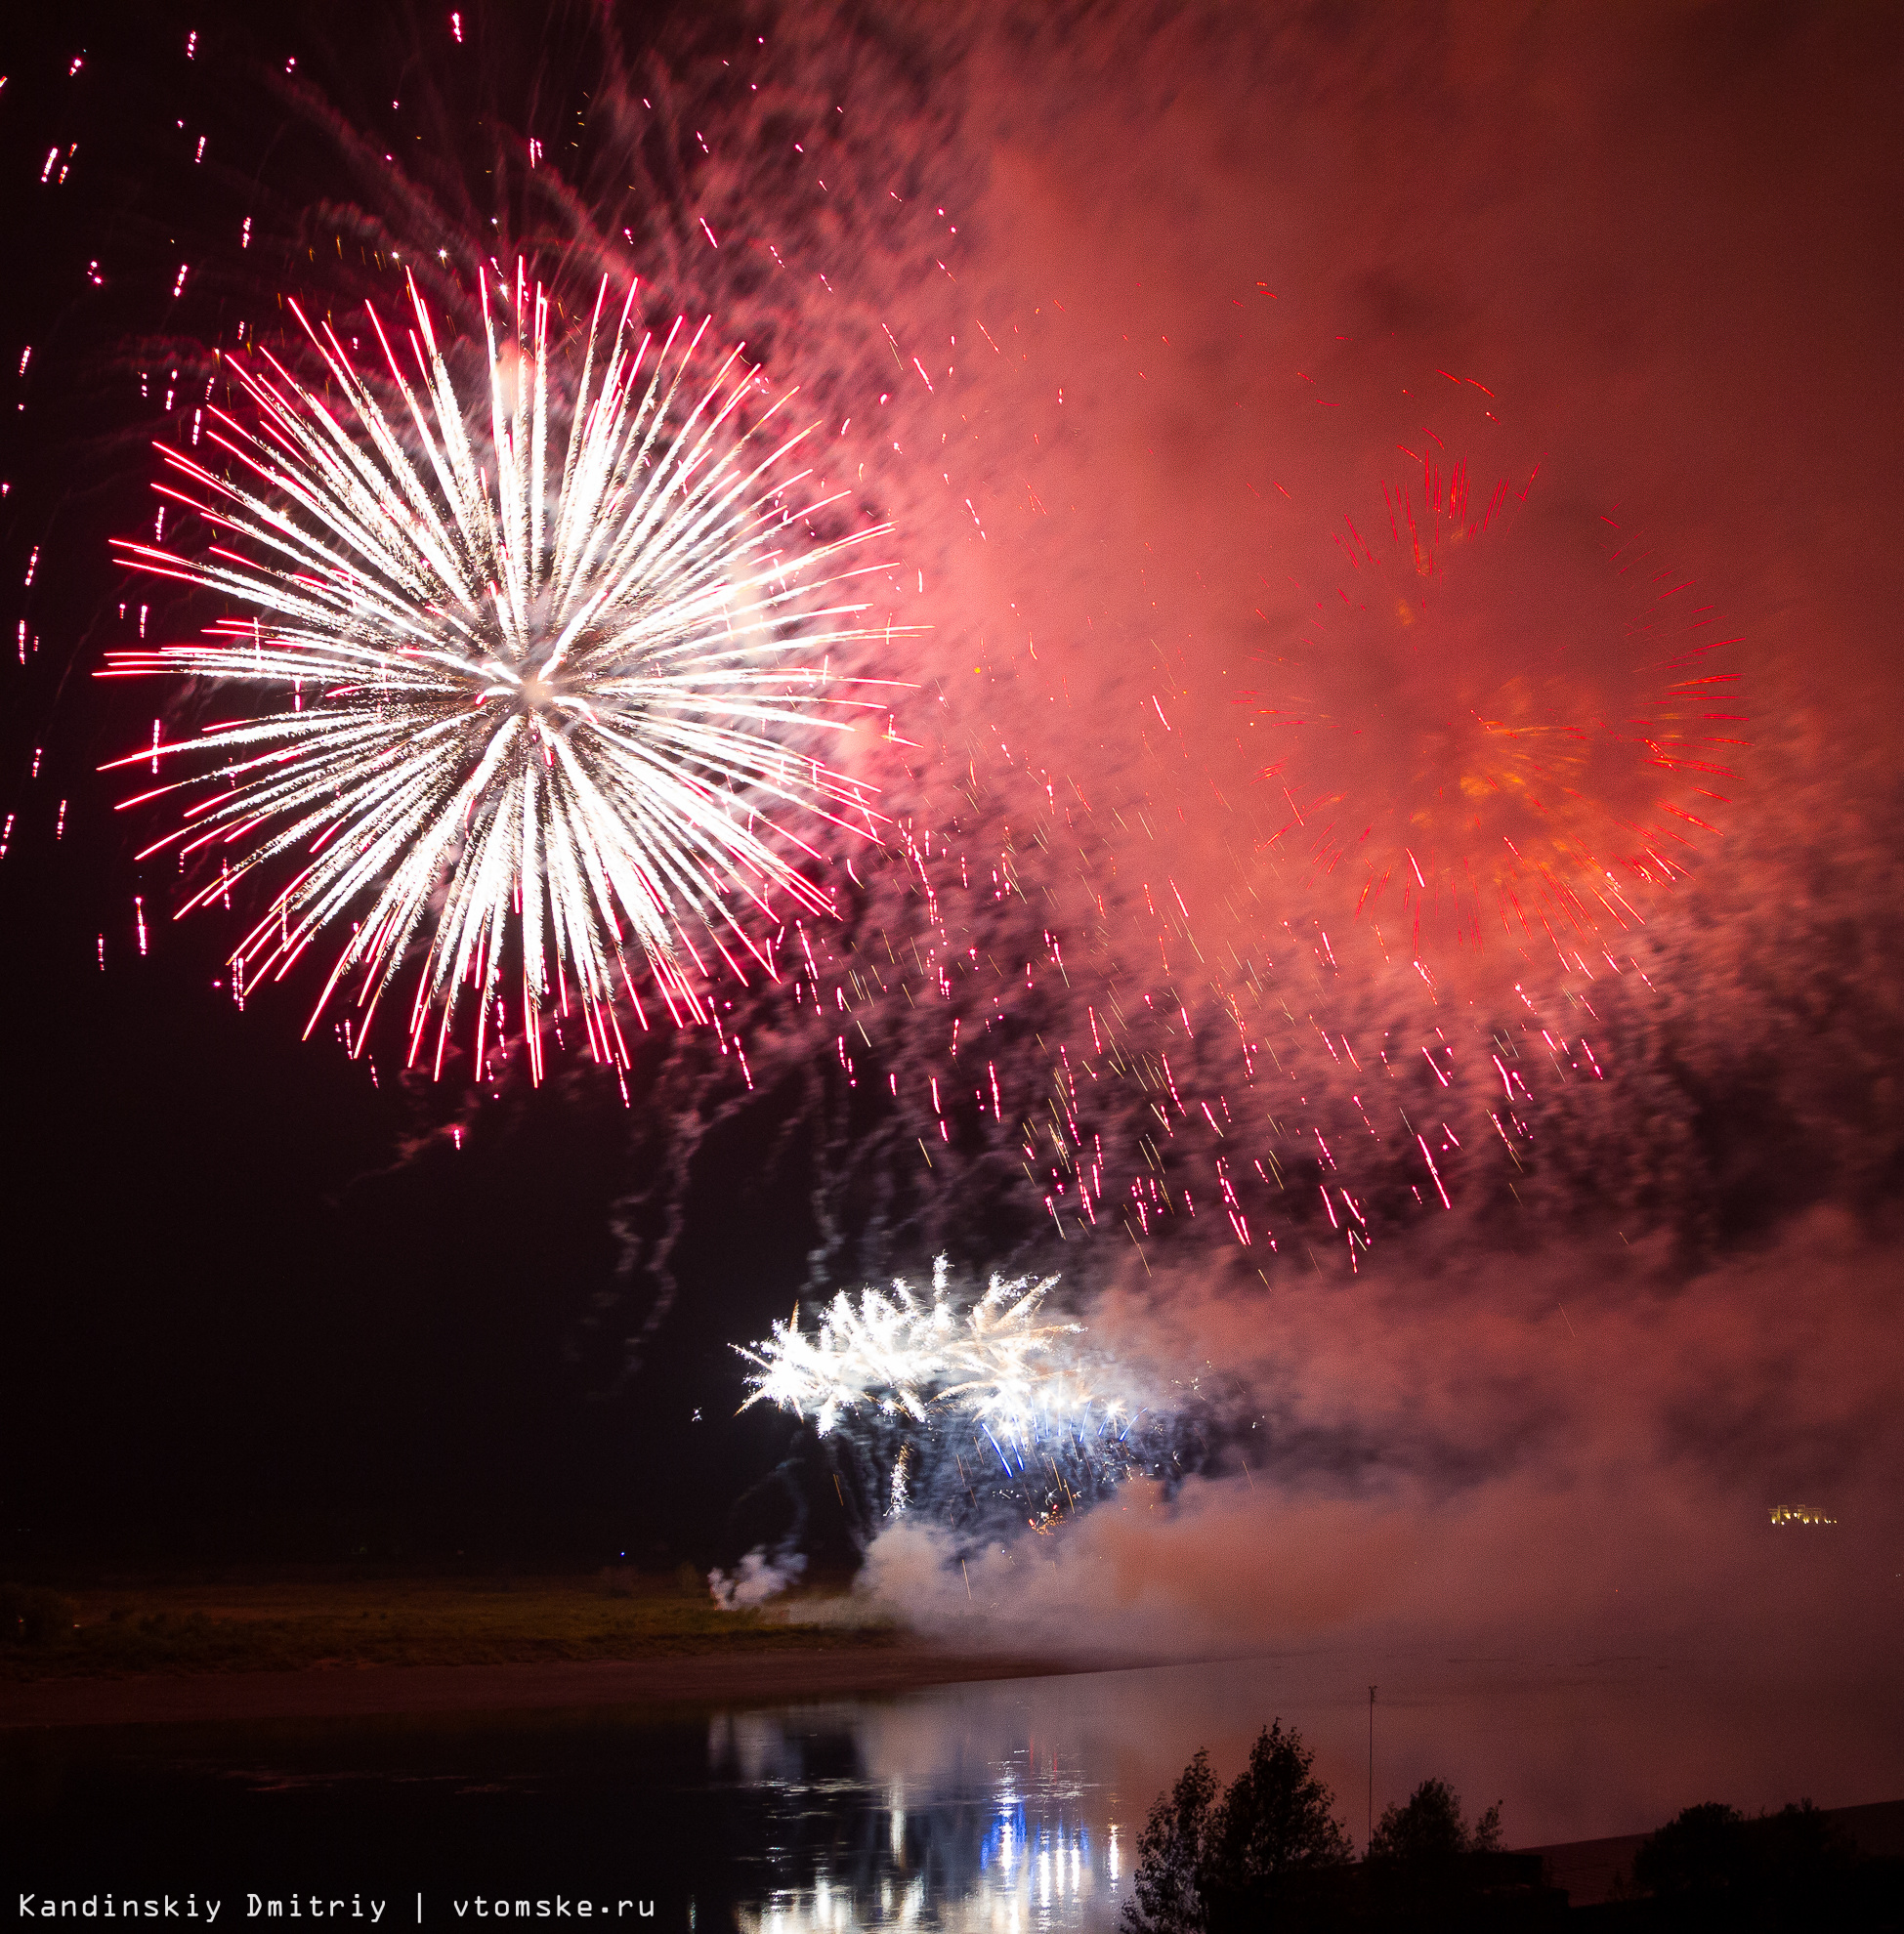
[740,1256,1119,1442]
[740,1260,1200,1540]
[105,267,898,1078]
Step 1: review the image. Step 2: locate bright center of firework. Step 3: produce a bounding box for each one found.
[510,656,579,720]
[106,270,900,1073]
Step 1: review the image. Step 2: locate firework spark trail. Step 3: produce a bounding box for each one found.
[40,7,1786,1313]
[101,267,908,1076]
[740,1257,1198,1541]
[667,739,1649,1293]
[7,5,1896,1722]
[708,304,1756,1283]
[57,11,1592,1281]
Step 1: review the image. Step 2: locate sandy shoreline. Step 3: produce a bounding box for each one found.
[0,1645,1094,1731]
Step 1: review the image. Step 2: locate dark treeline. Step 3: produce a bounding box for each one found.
[1124,1723,1904,1931]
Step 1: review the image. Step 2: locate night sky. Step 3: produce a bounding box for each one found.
[2,0,1901,1745]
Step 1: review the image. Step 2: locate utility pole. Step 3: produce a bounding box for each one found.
[1368,1685,1377,1851]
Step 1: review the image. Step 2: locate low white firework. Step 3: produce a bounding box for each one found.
[105,267,898,1077]
[740,1256,1121,1444]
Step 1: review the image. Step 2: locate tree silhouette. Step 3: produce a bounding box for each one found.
[1631,1799,1863,1925]
[1125,1721,1352,1933]
[1365,1778,1508,1925]
[1369,1777,1502,1864]
[1123,1746,1218,1934]
[1632,1801,1752,1901]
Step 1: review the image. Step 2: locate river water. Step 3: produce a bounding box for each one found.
[6,1651,1900,1930]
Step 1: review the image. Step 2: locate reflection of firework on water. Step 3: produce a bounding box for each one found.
[1247,357,1748,972]
[714,1704,1110,1934]
[739,1258,1204,1545]
[103,269,897,1076]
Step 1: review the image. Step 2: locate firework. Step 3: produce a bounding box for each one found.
[740,1258,1195,1540]
[57,25,1729,1287]
[103,267,900,1078]
[740,1255,1086,1432]
[1246,359,1746,973]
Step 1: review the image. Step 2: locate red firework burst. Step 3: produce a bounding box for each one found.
[1248,371,1746,971]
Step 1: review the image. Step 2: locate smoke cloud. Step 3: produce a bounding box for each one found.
[99,0,1902,1713]
[672,2,1904,1763]
[858,1208,1902,1657]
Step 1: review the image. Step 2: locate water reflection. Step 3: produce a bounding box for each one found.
[713,1644,1904,1932]
[5,1651,1898,1928]
[714,1703,1123,1931]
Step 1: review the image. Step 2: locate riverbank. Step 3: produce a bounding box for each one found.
[0,1573,1080,1728]
[0,1644,1079,1729]
[3,1573,887,1674]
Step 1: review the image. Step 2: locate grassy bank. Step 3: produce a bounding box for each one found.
[0,1573,895,1679]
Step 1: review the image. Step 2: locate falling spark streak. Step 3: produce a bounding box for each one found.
[102,269,909,1073]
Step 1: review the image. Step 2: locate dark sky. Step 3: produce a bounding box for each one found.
[2,0,1901,1678]
[0,0,859,1571]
